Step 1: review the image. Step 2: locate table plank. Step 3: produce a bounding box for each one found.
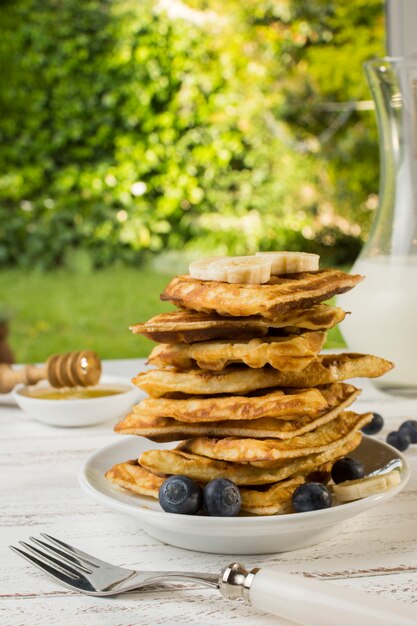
[1,359,417,625]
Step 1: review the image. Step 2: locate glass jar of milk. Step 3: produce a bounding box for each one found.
[339,57,417,397]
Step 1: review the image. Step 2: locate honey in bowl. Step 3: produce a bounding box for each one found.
[22,386,129,400]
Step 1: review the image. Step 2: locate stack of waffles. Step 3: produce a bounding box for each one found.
[106,266,393,515]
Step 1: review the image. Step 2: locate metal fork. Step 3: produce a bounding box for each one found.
[10,533,219,595]
[10,534,417,626]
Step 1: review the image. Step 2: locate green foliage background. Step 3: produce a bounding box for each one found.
[0,0,385,270]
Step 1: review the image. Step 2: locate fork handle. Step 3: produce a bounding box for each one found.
[220,565,417,626]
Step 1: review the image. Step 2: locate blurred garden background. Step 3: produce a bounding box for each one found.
[0,0,385,362]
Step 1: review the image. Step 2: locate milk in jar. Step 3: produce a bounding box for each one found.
[339,256,417,395]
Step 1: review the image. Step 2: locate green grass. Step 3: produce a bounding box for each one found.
[0,267,174,362]
[0,267,346,363]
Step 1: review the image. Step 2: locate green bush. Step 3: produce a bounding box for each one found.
[0,0,384,270]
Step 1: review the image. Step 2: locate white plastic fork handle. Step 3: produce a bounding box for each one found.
[249,569,417,626]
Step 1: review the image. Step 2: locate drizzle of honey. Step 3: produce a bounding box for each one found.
[23,386,126,400]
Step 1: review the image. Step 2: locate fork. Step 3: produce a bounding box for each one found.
[10,534,417,626]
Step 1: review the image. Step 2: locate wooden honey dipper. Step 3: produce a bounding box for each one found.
[0,350,102,394]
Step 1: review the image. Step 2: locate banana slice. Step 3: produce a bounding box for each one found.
[210,256,272,284]
[255,251,319,275]
[189,257,227,281]
[189,256,272,284]
[333,470,401,503]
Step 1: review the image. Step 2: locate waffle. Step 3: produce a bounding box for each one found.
[160,269,363,318]
[106,461,164,497]
[130,305,346,344]
[115,383,359,441]
[239,477,305,514]
[178,411,371,466]
[129,387,328,423]
[134,353,393,397]
[147,331,326,372]
[139,431,362,486]
[105,460,305,515]
[105,255,394,516]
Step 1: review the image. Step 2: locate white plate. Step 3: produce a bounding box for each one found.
[0,391,17,406]
[79,435,410,555]
[14,375,144,427]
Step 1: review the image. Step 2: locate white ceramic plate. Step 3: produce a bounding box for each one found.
[14,375,144,427]
[0,391,16,406]
[79,435,410,555]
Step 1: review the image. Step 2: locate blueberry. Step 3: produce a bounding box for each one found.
[361,413,384,435]
[159,475,202,514]
[203,478,241,517]
[399,420,417,444]
[292,482,332,513]
[331,457,365,484]
[386,430,410,452]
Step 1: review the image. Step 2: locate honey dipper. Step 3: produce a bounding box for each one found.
[0,350,102,394]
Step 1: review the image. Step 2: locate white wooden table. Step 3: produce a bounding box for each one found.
[1,359,417,626]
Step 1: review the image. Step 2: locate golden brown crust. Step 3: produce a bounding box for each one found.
[239,477,305,515]
[147,332,326,372]
[139,432,362,485]
[128,387,328,424]
[178,411,371,465]
[115,383,360,441]
[105,460,164,497]
[130,305,346,343]
[133,353,393,397]
[160,270,363,318]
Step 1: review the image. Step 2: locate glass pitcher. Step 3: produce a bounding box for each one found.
[339,56,417,397]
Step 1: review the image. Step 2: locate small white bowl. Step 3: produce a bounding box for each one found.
[13,375,144,428]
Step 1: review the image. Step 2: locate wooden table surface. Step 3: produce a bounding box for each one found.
[1,359,417,626]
